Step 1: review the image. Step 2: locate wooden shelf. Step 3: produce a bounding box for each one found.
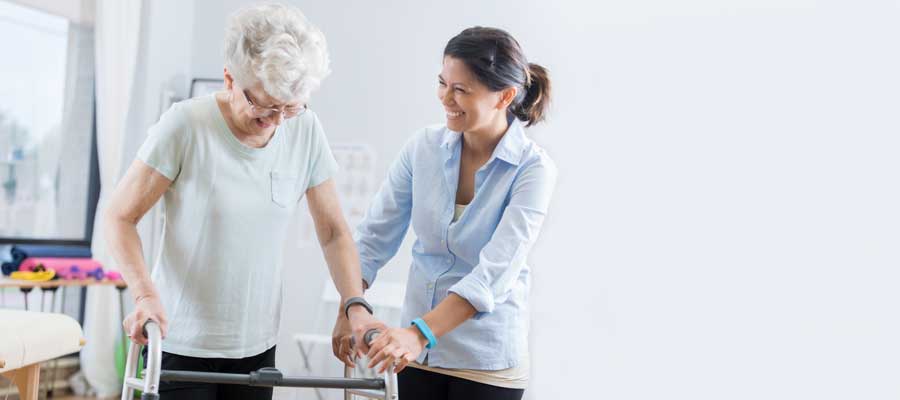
[0,278,126,289]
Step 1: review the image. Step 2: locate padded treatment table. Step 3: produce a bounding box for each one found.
[0,310,86,400]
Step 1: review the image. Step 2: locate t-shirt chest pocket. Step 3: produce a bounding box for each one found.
[270,171,303,208]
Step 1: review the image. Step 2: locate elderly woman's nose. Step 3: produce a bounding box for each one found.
[269,111,285,126]
[258,110,284,126]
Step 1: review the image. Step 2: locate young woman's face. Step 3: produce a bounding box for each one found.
[437,56,507,134]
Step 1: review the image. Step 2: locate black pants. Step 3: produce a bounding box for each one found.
[398,366,525,400]
[143,346,276,400]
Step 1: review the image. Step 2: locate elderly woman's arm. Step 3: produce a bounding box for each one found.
[306,178,386,364]
[105,160,173,344]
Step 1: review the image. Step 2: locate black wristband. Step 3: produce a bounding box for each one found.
[343,297,374,319]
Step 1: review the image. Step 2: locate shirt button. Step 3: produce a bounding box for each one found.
[446,258,452,265]
[427,283,434,289]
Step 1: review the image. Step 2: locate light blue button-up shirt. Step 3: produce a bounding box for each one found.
[355,118,557,370]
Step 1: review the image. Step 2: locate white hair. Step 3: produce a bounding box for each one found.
[223,2,330,102]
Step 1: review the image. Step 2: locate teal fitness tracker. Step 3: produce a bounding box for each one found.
[411,318,437,349]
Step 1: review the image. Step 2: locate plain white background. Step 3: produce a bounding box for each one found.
[127,0,900,398]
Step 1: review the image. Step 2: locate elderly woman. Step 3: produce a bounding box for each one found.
[105,3,382,399]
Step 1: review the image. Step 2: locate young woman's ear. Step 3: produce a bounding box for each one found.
[496,86,518,109]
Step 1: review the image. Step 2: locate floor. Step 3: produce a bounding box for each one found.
[57,397,117,400]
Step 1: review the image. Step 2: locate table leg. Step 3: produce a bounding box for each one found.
[2,363,41,400]
[19,287,32,311]
[47,287,60,398]
[60,286,67,315]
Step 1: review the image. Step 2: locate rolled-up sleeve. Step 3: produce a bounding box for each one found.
[354,136,416,287]
[449,155,558,316]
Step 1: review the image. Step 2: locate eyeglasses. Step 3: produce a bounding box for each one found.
[242,90,308,119]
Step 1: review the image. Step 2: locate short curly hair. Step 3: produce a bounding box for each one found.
[223,2,330,102]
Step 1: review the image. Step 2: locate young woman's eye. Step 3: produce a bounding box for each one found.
[438,81,446,87]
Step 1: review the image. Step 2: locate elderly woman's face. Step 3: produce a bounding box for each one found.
[229,81,305,135]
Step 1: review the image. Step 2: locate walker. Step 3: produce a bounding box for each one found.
[121,321,398,400]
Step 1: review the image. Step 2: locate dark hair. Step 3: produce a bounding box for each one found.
[444,27,551,127]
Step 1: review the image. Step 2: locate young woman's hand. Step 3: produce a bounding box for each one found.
[366,326,428,374]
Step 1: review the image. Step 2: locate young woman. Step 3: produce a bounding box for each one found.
[333,26,556,400]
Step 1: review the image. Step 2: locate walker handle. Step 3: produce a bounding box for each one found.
[122,320,162,400]
[350,329,381,348]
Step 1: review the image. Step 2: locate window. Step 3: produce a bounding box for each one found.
[0,1,98,244]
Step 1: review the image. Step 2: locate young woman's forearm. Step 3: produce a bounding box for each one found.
[422,293,477,338]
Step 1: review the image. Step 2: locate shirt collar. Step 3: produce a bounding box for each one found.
[440,118,528,166]
[440,128,462,150]
[492,118,527,166]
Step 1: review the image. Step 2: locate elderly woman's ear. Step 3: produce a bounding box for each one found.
[222,68,234,89]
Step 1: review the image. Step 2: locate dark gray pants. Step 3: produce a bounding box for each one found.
[398,366,525,400]
[143,346,276,400]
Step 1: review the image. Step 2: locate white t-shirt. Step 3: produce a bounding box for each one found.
[136,94,338,358]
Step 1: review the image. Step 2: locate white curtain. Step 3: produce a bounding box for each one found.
[81,0,144,396]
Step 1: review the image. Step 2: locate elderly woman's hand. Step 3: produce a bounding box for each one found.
[331,311,356,367]
[347,308,388,355]
[123,293,168,345]
[333,307,390,367]
[366,326,428,374]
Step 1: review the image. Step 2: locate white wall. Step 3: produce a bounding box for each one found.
[136,0,900,399]
[527,1,900,399]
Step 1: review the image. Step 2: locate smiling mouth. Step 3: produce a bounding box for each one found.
[446,111,465,118]
[255,118,271,128]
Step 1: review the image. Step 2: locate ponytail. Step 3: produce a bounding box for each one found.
[511,63,551,126]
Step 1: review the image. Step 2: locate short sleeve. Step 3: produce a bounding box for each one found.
[136,102,190,181]
[306,113,339,189]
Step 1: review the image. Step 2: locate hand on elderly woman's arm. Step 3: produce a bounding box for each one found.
[366,293,477,374]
